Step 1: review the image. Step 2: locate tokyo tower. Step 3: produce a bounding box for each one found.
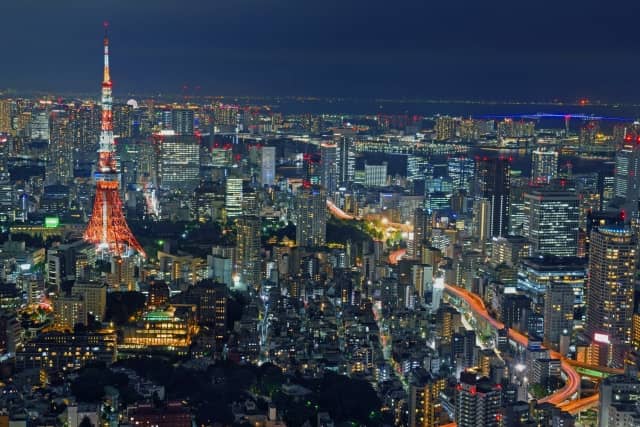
[83,24,146,258]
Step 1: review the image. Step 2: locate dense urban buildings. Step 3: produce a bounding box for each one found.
[0,17,639,427]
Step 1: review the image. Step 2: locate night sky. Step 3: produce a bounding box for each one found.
[2,0,640,100]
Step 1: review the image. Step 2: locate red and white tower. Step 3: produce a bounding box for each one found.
[84,24,146,258]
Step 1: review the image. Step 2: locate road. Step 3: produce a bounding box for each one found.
[327,199,414,232]
[382,223,598,417]
[444,284,603,415]
[388,248,406,264]
[326,199,356,220]
[444,284,580,405]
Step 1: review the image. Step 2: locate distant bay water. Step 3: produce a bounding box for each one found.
[263,98,640,120]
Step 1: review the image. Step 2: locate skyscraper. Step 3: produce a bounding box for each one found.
[171,109,195,135]
[448,156,475,192]
[157,133,200,191]
[586,226,637,365]
[46,109,74,185]
[435,116,455,141]
[531,148,558,184]
[225,178,243,219]
[364,162,387,187]
[113,103,133,138]
[411,208,432,260]
[454,372,503,427]
[337,136,355,186]
[320,143,337,193]
[295,185,327,247]
[235,215,262,289]
[475,158,510,238]
[614,138,640,214]
[261,146,276,187]
[523,189,579,256]
[0,99,13,133]
[30,109,50,141]
[472,199,491,245]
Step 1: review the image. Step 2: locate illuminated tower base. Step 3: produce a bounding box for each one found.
[84,180,145,258]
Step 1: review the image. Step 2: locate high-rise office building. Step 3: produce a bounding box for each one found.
[225,178,243,219]
[454,371,503,427]
[411,208,432,260]
[614,140,640,214]
[517,255,586,320]
[196,281,228,339]
[47,109,74,185]
[0,99,13,133]
[261,146,276,187]
[543,281,575,351]
[241,190,259,216]
[70,104,101,162]
[448,156,475,192]
[171,109,195,135]
[531,148,558,184]
[475,158,510,238]
[586,226,637,365]
[523,189,579,256]
[295,186,327,247]
[157,133,200,191]
[0,173,13,223]
[320,143,338,193]
[337,136,355,185]
[235,215,262,289]
[508,177,528,235]
[113,103,133,138]
[364,162,387,187]
[435,116,455,141]
[30,109,50,140]
[472,199,491,253]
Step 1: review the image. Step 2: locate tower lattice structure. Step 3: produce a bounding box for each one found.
[84,24,146,258]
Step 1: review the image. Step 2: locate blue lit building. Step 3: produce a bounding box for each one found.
[517,256,587,320]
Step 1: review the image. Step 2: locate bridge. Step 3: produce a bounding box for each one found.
[474,112,633,122]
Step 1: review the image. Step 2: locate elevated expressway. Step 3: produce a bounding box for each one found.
[444,284,599,415]
[384,249,599,416]
[335,202,603,419]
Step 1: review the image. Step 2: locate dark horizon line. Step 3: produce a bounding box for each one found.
[1,88,639,109]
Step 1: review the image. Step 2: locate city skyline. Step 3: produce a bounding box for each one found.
[3,5,640,426]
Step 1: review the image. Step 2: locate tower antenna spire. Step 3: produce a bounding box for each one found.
[103,21,110,84]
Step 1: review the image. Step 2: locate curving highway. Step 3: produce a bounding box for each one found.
[443,284,581,406]
[383,233,598,417]
[388,248,406,265]
[326,199,356,220]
